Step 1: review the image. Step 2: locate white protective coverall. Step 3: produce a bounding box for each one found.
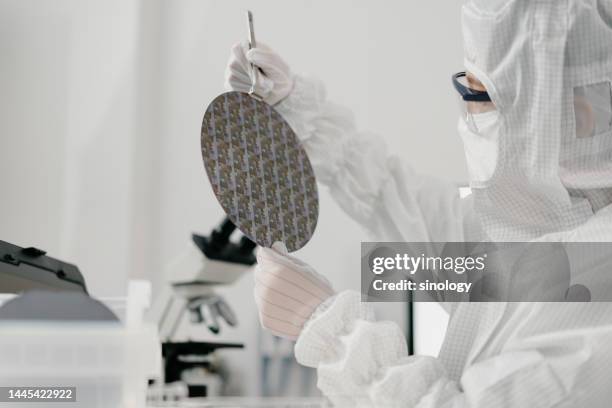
[262,0,612,406]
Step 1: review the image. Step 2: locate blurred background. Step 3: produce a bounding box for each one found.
[0,0,465,398]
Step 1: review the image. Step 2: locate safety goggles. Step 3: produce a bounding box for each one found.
[452,72,497,133]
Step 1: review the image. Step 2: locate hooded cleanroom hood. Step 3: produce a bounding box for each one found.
[461,0,612,241]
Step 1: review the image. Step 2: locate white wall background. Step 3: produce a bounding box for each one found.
[0,0,465,396]
[0,0,146,296]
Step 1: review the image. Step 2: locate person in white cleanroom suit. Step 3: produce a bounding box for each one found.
[226,0,612,406]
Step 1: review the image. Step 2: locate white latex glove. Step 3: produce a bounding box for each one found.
[254,242,334,340]
[224,41,294,106]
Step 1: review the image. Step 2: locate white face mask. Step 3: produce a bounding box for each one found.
[458,110,500,186]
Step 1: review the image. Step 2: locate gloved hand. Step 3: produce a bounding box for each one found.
[224,42,294,106]
[254,242,335,340]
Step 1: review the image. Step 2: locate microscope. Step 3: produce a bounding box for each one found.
[157,217,256,337]
[152,217,257,398]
